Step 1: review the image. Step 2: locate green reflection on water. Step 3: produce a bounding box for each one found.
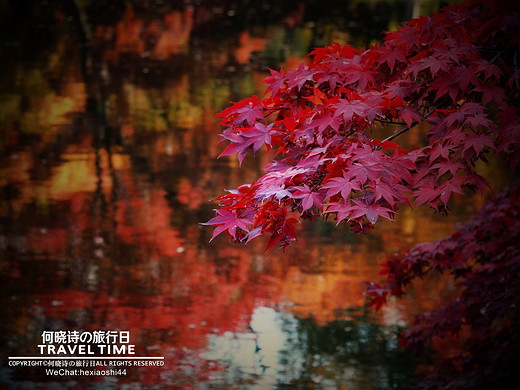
[296,313,421,389]
[205,307,420,389]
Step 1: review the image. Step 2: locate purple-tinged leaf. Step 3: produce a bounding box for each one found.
[202,208,251,241]
[324,201,354,224]
[322,173,362,199]
[350,200,394,224]
[292,185,325,212]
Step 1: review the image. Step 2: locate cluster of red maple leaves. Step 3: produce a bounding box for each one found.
[206,0,519,250]
[205,0,519,387]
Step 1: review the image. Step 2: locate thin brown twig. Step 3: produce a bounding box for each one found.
[381,107,438,144]
[374,118,408,126]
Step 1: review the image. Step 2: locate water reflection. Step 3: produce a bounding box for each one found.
[203,306,420,389]
[1,1,484,388]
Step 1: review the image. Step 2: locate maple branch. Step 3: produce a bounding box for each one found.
[381,107,437,143]
[490,49,508,65]
[478,46,509,65]
[374,118,408,126]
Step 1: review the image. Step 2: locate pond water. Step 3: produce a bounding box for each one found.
[0,1,491,389]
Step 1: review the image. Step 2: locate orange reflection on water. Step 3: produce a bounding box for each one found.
[152,9,194,59]
[97,7,194,63]
[234,31,266,64]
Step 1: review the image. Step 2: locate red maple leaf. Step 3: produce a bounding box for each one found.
[321,173,361,199]
[263,68,286,96]
[378,46,408,72]
[324,201,354,224]
[430,158,464,177]
[286,63,317,90]
[291,185,325,212]
[217,96,264,126]
[333,98,372,122]
[202,208,251,241]
[463,133,495,155]
[349,200,394,224]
